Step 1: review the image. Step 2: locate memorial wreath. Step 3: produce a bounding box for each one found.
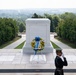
[31,37,45,52]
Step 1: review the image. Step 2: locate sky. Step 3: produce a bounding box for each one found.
[0,0,76,9]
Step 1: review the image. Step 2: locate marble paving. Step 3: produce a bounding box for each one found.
[0,49,76,69]
[0,56,15,61]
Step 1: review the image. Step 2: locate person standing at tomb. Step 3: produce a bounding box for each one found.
[54,49,68,75]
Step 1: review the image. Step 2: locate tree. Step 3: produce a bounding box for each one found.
[53,16,59,27]
[32,13,38,18]
[19,23,25,32]
[44,14,56,32]
[32,13,44,18]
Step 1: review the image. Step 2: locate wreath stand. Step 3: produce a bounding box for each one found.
[30,37,46,63]
[30,48,46,63]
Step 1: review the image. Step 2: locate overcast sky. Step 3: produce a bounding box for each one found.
[0,0,76,9]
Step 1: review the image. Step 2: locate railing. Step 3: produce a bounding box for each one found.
[0,69,76,73]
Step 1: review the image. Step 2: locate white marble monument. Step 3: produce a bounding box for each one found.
[23,18,53,54]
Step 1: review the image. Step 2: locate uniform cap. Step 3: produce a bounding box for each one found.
[56,48,62,53]
[56,48,62,51]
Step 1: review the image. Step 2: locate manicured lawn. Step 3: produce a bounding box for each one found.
[0,36,21,49]
[15,41,25,49]
[51,41,60,49]
[55,37,76,48]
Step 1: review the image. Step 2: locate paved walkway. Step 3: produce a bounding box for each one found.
[3,35,26,49]
[50,34,73,49]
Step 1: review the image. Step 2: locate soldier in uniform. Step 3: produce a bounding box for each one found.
[54,48,68,75]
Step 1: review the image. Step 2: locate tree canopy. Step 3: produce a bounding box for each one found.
[56,13,76,44]
[0,18,18,46]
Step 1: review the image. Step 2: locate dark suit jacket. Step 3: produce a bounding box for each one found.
[54,56,68,75]
[55,56,68,69]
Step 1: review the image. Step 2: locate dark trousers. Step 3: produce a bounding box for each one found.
[54,69,64,75]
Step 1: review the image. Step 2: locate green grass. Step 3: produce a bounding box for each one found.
[15,41,25,49]
[51,41,60,49]
[55,37,76,48]
[0,36,21,49]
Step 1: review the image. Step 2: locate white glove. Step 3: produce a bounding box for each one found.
[62,53,64,57]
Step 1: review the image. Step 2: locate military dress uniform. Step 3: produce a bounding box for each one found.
[54,55,68,75]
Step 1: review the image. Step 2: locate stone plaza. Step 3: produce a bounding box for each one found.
[0,48,76,69]
[0,48,76,75]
